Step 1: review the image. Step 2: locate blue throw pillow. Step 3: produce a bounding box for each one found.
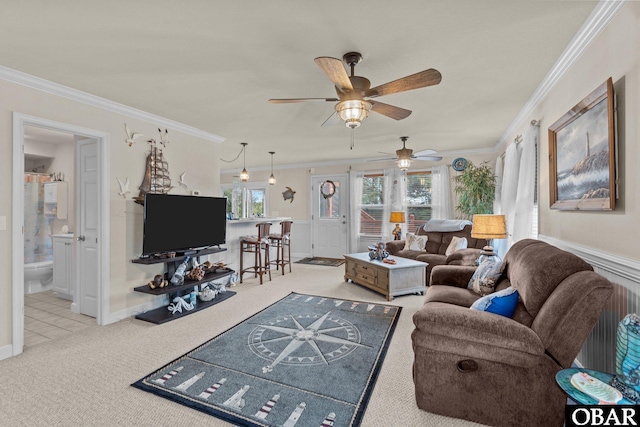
[470,287,519,318]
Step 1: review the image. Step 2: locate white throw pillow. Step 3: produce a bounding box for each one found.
[403,233,427,252]
[445,236,468,256]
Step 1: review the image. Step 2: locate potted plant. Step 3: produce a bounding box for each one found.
[453,160,496,219]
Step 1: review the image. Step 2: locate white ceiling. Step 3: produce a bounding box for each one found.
[1,1,598,169]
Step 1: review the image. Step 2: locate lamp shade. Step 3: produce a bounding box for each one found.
[471,214,507,239]
[389,211,406,223]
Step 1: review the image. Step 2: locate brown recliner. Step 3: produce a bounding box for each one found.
[412,239,613,427]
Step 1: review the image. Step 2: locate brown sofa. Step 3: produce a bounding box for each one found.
[412,239,613,427]
[386,223,484,286]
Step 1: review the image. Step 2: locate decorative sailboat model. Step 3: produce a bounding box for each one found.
[133,129,172,204]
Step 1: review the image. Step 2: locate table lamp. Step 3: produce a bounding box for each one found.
[471,214,507,264]
[389,211,405,240]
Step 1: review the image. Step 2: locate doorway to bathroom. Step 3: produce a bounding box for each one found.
[11,113,110,356]
[23,127,89,348]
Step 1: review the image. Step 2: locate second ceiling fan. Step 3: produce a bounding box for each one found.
[369,136,442,171]
[269,52,442,129]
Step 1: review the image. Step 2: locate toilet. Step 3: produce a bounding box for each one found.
[24,260,54,294]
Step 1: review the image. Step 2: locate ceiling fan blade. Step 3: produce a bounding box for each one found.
[370,100,412,120]
[365,68,442,98]
[314,57,354,93]
[413,149,437,156]
[321,112,341,127]
[269,98,339,103]
[366,157,397,162]
[413,155,443,161]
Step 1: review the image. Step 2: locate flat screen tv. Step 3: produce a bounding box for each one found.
[143,194,226,255]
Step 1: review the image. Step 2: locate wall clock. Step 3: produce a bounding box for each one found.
[452,157,468,172]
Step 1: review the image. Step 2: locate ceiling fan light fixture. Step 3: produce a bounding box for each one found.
[240,142,249,182]
[268,151,276,185]
[396,136,413,171]
[397,157,411,171]
[336,100,372,129]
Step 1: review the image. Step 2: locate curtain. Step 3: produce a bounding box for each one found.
[500,141,522,250]
[431,165,452,219]
[493,156,503,215]
[382,168,406,241]
[513,125,539,242]
[349,170,364,252]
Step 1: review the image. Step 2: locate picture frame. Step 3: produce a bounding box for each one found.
[548,77,616,210]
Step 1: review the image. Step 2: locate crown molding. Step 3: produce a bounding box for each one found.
[0,66,225,143]
[494,0,627,153]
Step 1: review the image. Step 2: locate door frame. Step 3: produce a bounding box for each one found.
[11,113,110,357]
[309,173,350,258]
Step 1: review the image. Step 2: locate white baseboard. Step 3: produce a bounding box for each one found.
[291,252,311,259]
[0,344,14,361]
[104,296,166,325]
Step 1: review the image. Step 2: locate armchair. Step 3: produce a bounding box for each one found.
[412,239,613,426]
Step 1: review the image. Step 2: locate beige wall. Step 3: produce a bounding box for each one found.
[0,78,222,347]
[498,2,639,261]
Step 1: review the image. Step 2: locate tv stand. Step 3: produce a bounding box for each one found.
[132,247,234,324]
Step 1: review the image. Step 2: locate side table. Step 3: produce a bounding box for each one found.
[556,368,635,405]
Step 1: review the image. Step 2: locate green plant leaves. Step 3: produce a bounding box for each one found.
[453,161,496,219]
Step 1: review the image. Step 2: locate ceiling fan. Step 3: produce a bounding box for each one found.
[269,52,442,129]
[369,136,442,171]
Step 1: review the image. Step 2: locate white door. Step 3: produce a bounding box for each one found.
[311,174,349,258]
[76,139,100,318]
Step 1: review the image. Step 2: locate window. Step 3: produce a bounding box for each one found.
[358,171,432,236]
[221,182,268,219]
[318,180,341,219]
[360,175,384,235]
[406,172,432,232]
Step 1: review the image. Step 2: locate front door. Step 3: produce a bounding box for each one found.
[76,139,100,318]
[311,174,348,258]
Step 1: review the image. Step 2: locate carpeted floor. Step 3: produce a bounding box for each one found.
[295,257,345,267]
[0,263,484,426]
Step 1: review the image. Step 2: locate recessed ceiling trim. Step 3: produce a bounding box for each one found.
[495,0,627,152]
[0,65,225,143]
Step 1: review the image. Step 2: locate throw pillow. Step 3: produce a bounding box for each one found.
[445,236,468,256]
[468,260,504,296]
[403,233,427,252]
[470,287,519,318]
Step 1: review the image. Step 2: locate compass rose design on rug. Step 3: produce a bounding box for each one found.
[249,311,371,373]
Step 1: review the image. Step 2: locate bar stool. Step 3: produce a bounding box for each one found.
[269,220,292,275]
[239,222,272,284]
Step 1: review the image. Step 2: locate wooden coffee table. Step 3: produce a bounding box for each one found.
[343,253,427,301]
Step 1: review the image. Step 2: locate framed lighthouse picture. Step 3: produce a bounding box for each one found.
[548,77,616,211]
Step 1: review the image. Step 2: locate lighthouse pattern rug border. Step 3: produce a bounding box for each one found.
[132,292,401,427]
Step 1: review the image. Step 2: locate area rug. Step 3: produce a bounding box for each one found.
[294,257,345,267]
[132,292,401,427]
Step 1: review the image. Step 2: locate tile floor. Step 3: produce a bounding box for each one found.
[24,290,95,348]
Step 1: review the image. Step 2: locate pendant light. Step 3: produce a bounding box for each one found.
[268,151,276,185]
[240,142,249,182]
